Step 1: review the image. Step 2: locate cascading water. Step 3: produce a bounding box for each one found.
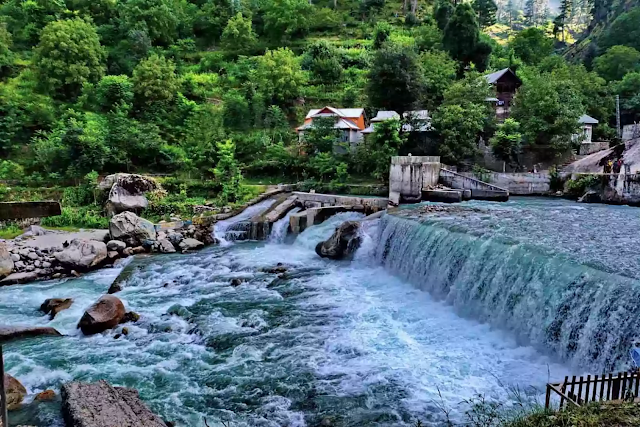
[267,207,301,244]
[213,199,276,244]
[376,198,640,373]
[2,198,597,426]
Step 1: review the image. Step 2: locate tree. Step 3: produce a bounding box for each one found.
[131,54,180,103]
[598,7,640,53]
[34,18,106,100]
[372,22,392,49]
[433,103,485,164]
[121,0,187,46]
[490,118,522,167]
[303,116,339,154]
[262,0,312,41]
[303,40,344,84]
[354,119,404,181]
[213,139,242,204]
[556,0,571,42]
[472,0,497,28]
[443,3,482,69]
[511,71,582,155]
[510,27,553,65]
[419,50,457,109]
[0,23,13,78]
[253,48,306,108]
[367,43,425,115]
[593,45,640,82]
[194,0,232,44]
[615,72,640,120]
[96,75,134,112]
[434,0,454,31]
[221,13,257,55]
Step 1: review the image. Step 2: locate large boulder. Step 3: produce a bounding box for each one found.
[77,295,126,335]
[157,239,176,254]
[109,212,156,247]
[178,238,204,251]
[315,221,362,260]
[40,298,74,320]
[101,174,158,215]
[61,381,167,427]
[54,239,107,270]
[4,374,26,411]
[0,242,14,279]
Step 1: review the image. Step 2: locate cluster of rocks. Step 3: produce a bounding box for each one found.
[1,242,70,284]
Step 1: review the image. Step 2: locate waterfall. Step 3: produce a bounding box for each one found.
[213,199,276,244]
[268,207,301,244]
[372,214,640,372]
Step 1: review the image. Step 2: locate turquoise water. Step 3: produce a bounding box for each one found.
[0,211,569,426]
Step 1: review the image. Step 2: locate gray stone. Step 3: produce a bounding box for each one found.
[14,261,25,270]
[61,381,166,427]
[166,232,183,246]
[178,238,204,251]
[25,264,35,272]
[55,239,107,270]
[107,251,119,260]
[22,225,48,237]
[27,252,39,260]
[157,239,176,254]
[109,212,156,247]
[34,260,41,268]
[106,240,127,252]
[42,261,51,268]
[0,242,14,279]
[18,248,30,257]
[10,253,20,262]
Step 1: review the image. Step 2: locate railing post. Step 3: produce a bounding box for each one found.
[0,345,7,427]
[545,384,551,409]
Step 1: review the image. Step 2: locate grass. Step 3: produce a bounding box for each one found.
[504,403,640,426]
[0,224,23,239]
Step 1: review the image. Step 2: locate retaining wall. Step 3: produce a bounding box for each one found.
[439,169,509,201]
[460,172,551,195]
[0,202,61,221]
[388,156,441,204]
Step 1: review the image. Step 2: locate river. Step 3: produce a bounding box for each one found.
[4,197,633,426]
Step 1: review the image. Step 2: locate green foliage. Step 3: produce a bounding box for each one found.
[213,139,242,204]
[490,118,522,166]
[472,0,497,28]
[373,22,392,49]
[0,23,14,78]
[96,75,134,111]
[41,206,109,229]
[221,13,257,55]
[132,54,180,103]
[263,0,312,41]
[0,223,22,239]
[34,18,106,99]
[510,28,553,65]
[434,0,454,31]
[367,43,425,114]
[566,174,601,197]
[354,119,404,181]
[253,48,306,108]
[0,160,24,180]
[615,72,640,120]
[304,40,344,84]
[121,0,189,46]
[594,45,640,82]
[548,165,564,192]
[419,50,457,109]
[443,3,491,71]
[598,7,640,54]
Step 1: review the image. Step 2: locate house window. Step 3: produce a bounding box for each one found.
[341,131,349,142]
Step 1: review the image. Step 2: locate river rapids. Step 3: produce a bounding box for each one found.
[4,197,637,426]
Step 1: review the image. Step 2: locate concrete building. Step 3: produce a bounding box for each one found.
[296,107,367,148]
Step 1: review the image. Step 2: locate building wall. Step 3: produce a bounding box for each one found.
[388,156,441,204]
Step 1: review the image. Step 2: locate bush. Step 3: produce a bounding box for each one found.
[41,206,109,229]
[565,174,601,197]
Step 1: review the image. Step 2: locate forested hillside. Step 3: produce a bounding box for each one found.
[0,0,639,192]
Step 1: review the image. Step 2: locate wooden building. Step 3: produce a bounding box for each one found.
[484,68,522,121]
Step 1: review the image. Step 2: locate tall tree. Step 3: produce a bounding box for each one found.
[34,18,106,100]
[472,0,498,28]
[366,43,426,115]
[443,3,492,71]
[434,0,455,30]
[593,45,640,82]
[510,27,553,64]
[220,12,257,55]
[131,54,180,104]
[557,0,571,41]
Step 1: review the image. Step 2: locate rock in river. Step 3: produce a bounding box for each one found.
[61,380,167,427]
[109,212,156,247]
[178,238,204,251]
[0,326,61,343]
[77,295,125,335]
[4,374,26,410]
[0,242,14,279]
[315,221,362,260]
[55,239,107,270]
[40,298,74,320]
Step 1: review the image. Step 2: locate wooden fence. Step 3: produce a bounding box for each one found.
[546,372,640,409]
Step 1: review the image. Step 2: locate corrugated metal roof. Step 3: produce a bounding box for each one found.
[484,68,511,84]
[371,111,400,122]
[305,107,364,119]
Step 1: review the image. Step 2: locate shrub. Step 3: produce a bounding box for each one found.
[565,174,601,197]
[41,206,109,229]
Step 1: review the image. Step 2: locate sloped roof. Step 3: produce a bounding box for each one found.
[296,117,360,131]
[371,111,400,122]
[484,68,521,85]
[403,110,430,120]
[579,114,599,124]
[305,107,364,119]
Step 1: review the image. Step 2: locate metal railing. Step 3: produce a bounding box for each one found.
[546,372,640,410]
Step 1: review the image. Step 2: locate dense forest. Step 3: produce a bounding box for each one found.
[0,0,639,194]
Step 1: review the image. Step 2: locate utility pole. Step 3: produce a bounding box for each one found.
[0,345,7,427]
[616,94,621,139]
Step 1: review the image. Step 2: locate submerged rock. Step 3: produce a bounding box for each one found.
[78,295,126,335]
[54,239,107,270]
[35,389,56,401]
[121,311,140,324]
[109,212,157,247]
[61,380,167,427]
[0,326,61,343]
[315,221,362,260]
[0,242,14,279]
[4,374,26,410]
[40,298,73,320]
